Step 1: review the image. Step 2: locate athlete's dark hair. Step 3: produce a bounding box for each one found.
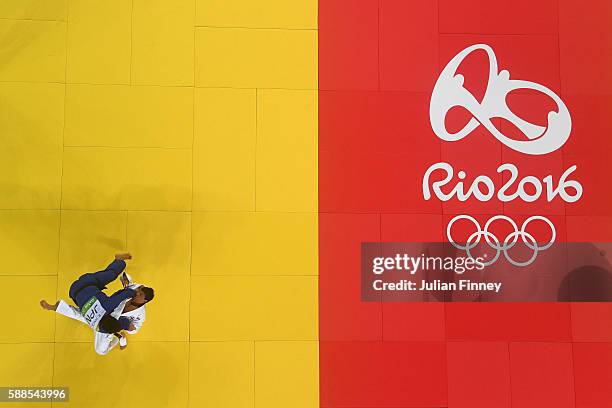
[141,286,155,302]
[98,315,121,334]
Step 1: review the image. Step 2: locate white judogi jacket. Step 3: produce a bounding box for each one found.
[56,279,146,355]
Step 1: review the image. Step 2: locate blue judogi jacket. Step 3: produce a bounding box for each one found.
[72,260,136,331]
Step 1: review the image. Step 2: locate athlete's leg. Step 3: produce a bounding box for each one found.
[39,300,58,311]
[68,259,127,301]
[55,300,87,323]
[94,331,119,355]
[89,259,127,287]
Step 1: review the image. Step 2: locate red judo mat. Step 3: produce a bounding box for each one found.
[318,0,612,406]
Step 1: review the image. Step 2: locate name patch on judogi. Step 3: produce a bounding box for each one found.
[81,296,105,330]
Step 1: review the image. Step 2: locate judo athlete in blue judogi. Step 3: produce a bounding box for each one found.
[41,253,155,354]
[41,253,152,335]
[69,255,136,334]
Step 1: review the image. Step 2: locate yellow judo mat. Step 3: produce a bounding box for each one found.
[0,0,318,406]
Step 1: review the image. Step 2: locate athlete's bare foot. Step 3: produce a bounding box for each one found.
[40,300,58,311]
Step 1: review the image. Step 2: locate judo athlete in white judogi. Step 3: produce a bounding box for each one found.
[40,253,155,355]
[56,273,147,354]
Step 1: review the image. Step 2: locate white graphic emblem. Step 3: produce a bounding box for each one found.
[447,214,556,267]
[430,44,571,155]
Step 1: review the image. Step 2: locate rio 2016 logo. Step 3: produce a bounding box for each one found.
[424,44,583,264]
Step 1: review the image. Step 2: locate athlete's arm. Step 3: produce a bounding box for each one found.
[117,316,135,331]
[101,287,136,313]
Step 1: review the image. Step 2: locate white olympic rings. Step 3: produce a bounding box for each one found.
[447,215,556,267]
